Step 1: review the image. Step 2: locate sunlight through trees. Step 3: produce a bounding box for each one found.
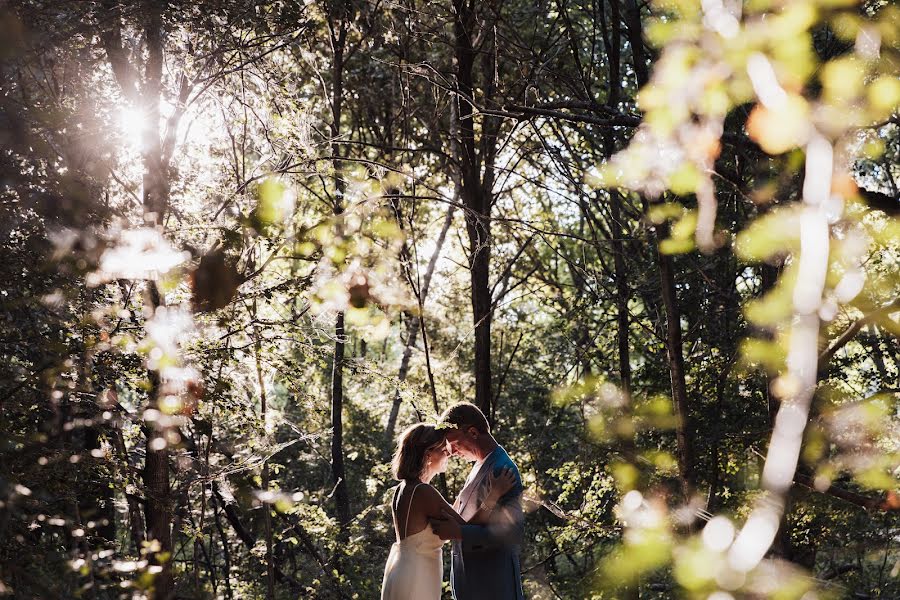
[0,0,897,598]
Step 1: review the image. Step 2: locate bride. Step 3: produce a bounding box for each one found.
[381,423,514,599]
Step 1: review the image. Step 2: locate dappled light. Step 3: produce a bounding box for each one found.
[88,228,190,285]
[1,0,897,599]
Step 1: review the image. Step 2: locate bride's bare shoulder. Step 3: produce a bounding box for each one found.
[398,480,435,501]
[413,483,449,510]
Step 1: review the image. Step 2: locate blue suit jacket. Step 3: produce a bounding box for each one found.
[450,446,525,600]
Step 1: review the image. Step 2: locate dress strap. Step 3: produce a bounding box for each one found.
[402,482,424,539]
[391,485,402,542]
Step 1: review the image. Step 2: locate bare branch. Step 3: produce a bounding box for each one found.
[819,298,900,366]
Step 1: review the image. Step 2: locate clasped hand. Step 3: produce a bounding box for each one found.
[428,467,516,540]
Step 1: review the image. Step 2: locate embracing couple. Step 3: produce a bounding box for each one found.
[381,402,525,600]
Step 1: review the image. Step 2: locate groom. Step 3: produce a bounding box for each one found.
[429,402,525,600]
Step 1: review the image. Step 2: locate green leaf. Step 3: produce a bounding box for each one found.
[647,202,685,224]
[668,164,701,196]
[659,237,695,254]
[734,208,801,262]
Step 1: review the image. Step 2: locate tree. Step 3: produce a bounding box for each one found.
[2,1,898,598]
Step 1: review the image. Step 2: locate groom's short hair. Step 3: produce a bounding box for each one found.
[441,402,490,434]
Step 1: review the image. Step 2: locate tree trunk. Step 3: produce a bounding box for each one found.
[610,192,632,397]
[330,312,351,525]
[623,0,695,495]
[100,2,187,594]
[143,316,174,600]
[328,10,352,529]
[83,425,117,544]
[212,495,234,600]
[599,7,641,598]
[598,0,629,396]
[656,244,696,494]
[142,3,174,594]
[141,1,168,226]
[468,213,494,419]
[623,0,650,87]
[253,319,276,600]
[453,0,497,421]
[144,436,173,598]
[114,426,147,553]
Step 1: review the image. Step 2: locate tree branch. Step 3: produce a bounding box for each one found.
[819,298,900,366]
[794,473,899,513]
[98,1,140,103]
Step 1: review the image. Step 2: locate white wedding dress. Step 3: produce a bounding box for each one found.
[381,483,443,599]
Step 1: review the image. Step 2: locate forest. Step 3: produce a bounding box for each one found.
[0,0,898,598]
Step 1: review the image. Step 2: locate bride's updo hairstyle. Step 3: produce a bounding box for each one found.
[392,423,445,481]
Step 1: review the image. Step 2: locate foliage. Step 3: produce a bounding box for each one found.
[0,0,897,599]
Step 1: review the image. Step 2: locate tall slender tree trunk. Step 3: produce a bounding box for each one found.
[142,3,168,226]
[708,255,740,512]
[453,0,497,421]
[602,4,629,397]
[330,311,351,527]
[600,7,640,597]
[623,0,650,87]
[624,0,695,494]
[143,289,174,600]
[99,2,194,594]
[656,246,696,493]
[610,191,632,398]
[253,315,275,600]
[142,3,173,595]
[113,425,146,553]
[468,215,494,418]
[212,496,234,600]
[328,10,352,529]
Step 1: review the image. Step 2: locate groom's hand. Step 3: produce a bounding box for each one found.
[428,510,462,540]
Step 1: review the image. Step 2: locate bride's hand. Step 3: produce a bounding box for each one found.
[486,467,516,501]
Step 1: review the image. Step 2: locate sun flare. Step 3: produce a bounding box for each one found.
[116,106,147,148]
